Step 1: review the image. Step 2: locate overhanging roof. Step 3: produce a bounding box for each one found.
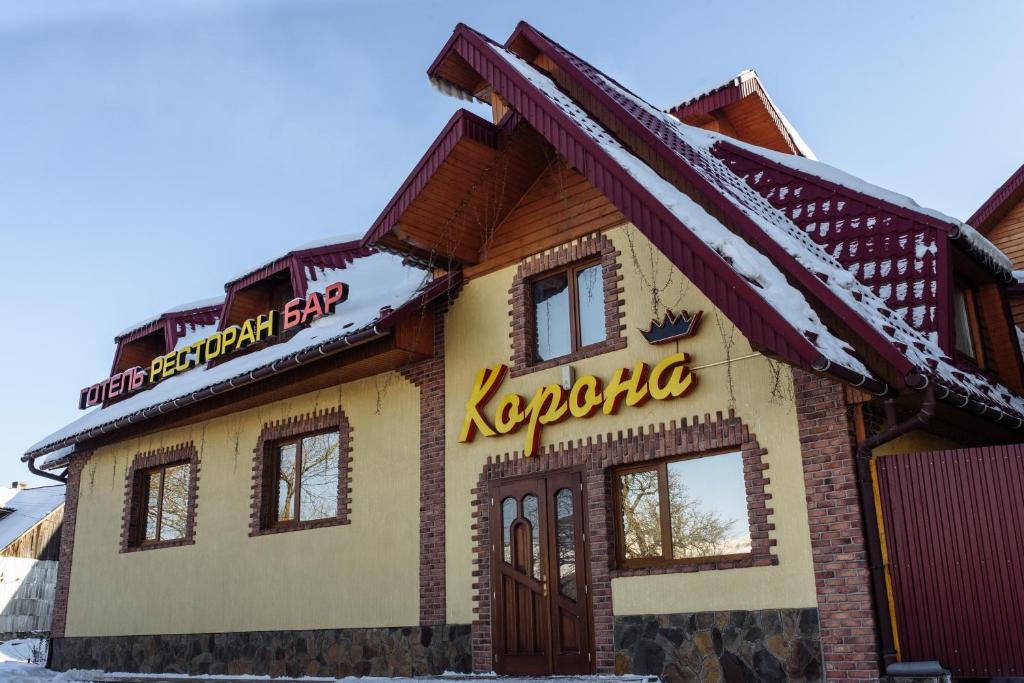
[968,162,1024,235]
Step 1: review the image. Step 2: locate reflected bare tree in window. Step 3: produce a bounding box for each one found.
[666,466,736,559]
[140,463,191,543]
[618,469,662,559]
[274,433,340,524]
[159,464,190,540]
[618,456,748,563]
[144,472,160,541]
[555,488,577,600]
[276,444,297,522]
[299,433,339,521]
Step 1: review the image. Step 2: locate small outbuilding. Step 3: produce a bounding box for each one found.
[0,484,64,638]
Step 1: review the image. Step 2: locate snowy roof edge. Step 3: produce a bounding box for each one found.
[26,267,457,461]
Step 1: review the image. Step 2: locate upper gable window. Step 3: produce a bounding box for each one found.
[508,234,626,376]
[114,329,166,374]
[953,285,981,362]
[532,259,606,362]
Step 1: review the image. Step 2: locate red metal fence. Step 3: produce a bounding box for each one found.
[875,444,1024,678]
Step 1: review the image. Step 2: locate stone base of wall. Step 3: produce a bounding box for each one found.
[50,624,471,677]
[614,609,823,682]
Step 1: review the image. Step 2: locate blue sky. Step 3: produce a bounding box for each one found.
[2,0,1022,485]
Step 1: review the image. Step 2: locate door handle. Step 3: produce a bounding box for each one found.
[541,575,549,597]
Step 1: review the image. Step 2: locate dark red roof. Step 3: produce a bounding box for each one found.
[668,70,814,159]
[219,240,371,332]
[426,22,880,385]
[362,109,501,253]
[968,163,1024,234]
[415,21,1024,429]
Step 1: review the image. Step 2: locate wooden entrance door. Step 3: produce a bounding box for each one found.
[491,470,593,675]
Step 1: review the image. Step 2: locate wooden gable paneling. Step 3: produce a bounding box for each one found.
[985,198,1024,270]
[467,157,626,277]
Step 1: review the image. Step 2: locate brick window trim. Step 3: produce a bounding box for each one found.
[469,409,775,673]
[508,233,626,377]
[119,442,201,553]
[249,407,353,537]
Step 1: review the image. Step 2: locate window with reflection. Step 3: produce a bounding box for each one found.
[952,285,981,362]
[531,259,606,362]
[136,461,191,545]
[522,494,541,579]
[501,497,516,564]
[554,488,578,600]
[614,451,751,568]
[272,430,340,526]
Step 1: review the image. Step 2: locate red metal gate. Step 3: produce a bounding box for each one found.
[875,444,1024,678]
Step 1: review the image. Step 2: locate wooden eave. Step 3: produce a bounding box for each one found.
[112,303,222,375]
[667,71,806,157]
[968,163,1024,235]
[363,107,553,268]
[219,241,369,332]
[427,24,858,379]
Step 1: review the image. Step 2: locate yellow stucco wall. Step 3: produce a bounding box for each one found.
[444,224,818,621]
[871,429,962,457]
[64,371,421,637]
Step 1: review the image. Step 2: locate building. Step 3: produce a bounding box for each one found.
[23,22,1024,681]
[0,484,64,638]
[968,162,1024,329]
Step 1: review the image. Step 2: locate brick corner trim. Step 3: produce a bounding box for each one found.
[51,455,89,639]
[469,409,774,673]
[508,232,627,377]
[793,368,882,681]
[119,441,201,553]
[249,407,353,537]
[398,300,450,628]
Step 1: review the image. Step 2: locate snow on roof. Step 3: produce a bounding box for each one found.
[0,486,63,552]
[492,45,867,377]
[701,132,1012,275]
[755,80,817,161]
[672,69,817,160]
[115,296,225,339]
[490,43,1024,422]
[676,69,758,109]
[40,445,74,470]
[172,321,221,352]
[28,251,431,456]
[226,232,365,284]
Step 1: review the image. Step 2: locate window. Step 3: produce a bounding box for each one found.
[953,285,982,363]
[138,462,190,544]
[613,451,751,568]
[121,443,199,552]
[270,431,340,527]
[531,260,606,363]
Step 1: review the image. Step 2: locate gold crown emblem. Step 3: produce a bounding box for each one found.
[641,309,703,344]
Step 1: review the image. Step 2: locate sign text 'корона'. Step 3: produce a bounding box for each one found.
[459,352,697,457]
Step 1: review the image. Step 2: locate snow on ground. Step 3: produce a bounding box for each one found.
[0,642,654,683]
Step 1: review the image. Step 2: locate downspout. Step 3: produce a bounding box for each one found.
[854,378,936,671]
[25,454,68,484]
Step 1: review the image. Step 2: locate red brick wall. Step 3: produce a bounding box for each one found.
[51,456,87,639]
[793,369,881,680]
[400,301,452,627]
